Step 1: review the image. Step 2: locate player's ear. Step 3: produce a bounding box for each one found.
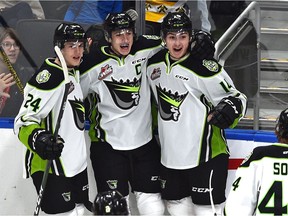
[104,31,112,43]
[191,29,196,43]
[190,36,193,43]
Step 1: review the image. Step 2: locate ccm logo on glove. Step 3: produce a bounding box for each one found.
[207,96,242,129]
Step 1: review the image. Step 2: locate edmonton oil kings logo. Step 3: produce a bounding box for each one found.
[104,76,141,110]
[156,85,188,121]
[68,97,85,130]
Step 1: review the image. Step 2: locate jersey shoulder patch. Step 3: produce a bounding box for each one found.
[181,57,222,77]
[202,59,220,73]
[28,58,64,90]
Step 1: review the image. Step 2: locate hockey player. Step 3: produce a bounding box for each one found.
[92,190,128,215]
[80,10,215,215]
[80,11,165,215]
[14,23,90,215]
[224,108,288,216]
[146,12,247,215]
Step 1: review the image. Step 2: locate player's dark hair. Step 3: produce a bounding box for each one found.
[103,12,136,42]
[161,12,192,38]
[54,23,88,52]
[275,108,288,140]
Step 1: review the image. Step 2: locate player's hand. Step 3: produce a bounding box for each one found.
[126,9,138,21]
[208,96,241,129]
[29,129,64,160]
[191,30,215,59]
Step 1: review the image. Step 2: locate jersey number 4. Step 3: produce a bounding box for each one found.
[258,181,287,215]
[232,178,287,215]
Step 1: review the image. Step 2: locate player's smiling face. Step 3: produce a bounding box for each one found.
[110,29,133,56]
[62,41,85,67]
[165,32,190,60]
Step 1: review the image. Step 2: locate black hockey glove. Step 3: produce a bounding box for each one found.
[29,129,64,160]
[191,30,215,59]
[208,96,242,129]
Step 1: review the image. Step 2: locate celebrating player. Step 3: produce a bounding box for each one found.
[146,12,247,215]
[225,107,288,215]
[80,9,216,215]
[80,11,165,215]
[14,23,90,215]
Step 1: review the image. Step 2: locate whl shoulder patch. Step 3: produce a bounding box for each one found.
[202,60,219,72]
[36,69,51,84]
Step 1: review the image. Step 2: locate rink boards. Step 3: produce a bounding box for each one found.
[0,119,276,214]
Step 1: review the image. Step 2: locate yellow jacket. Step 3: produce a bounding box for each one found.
[145,0,188,23]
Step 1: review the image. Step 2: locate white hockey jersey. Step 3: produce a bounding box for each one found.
[14,58,87,178]
[146,50,247,169]
[80,35,162,150]
[225,143,288,216]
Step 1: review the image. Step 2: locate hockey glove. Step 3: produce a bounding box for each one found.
[126,9,138,21]
[208,96,242,129]
[191,30,215,59]
[29,129,64,160]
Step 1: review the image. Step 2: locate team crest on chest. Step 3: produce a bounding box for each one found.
[98,64,113,80]
[104,76,141,110]
[202,60,219,72]
[156,85,188,121]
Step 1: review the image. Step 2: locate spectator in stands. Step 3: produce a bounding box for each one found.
[0,1,45,28]
[209,1,247,40]
[224,107,288,216]
[186,0,211,32]
[64,0,123,26]
[145,0,211,35]
[0,73,15,98]
[0,27,34,117]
